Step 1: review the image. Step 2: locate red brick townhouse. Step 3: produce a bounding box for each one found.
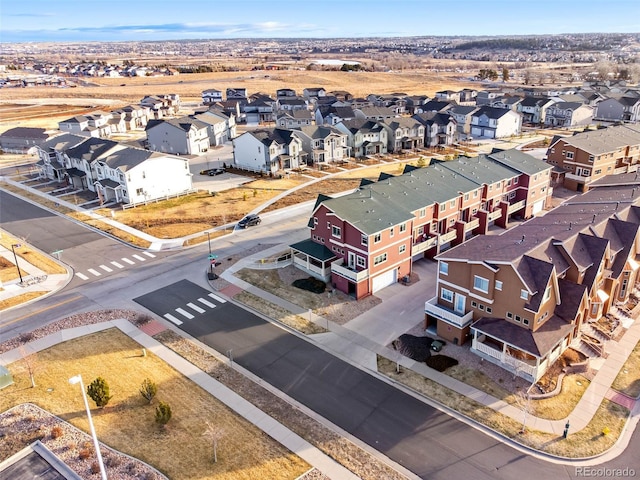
[546,124,640,192]
[291,149,552,299]
[429,176,640,381]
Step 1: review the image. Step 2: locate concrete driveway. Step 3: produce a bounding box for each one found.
[187,142,253,192]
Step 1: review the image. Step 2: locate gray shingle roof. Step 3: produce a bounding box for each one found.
[550,124,640,156]
[488,148,550,175]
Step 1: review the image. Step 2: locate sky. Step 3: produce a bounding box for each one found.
[1,0,639,43]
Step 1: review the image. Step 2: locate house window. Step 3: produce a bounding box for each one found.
[450,200,456,208]
[566,151,574,159]
[515,315,521,323]
[313,217,318,226]
[588,155,594,163]
[449,217,456,226]
[543,286,551,303]
[357,256,366,268]
[474,190,479,198]
[327,221,331,230]
[441,288,454,303]
[439,262,448,275]
[399,244,406,254]
[514,177,519,184]
[523,318,530,325]
[417,226,424,235]
[520,289,528,300]
[495,280,503,291]
[374,233,381,243]
[390,227,394,238]
[479,304,485,311]
[473,275,489,293]
[332,225,341,238]
[471,301,478,308]
[464,193,469,201]
[399,223,406,233]
[591,303,600,315]
[373,253,387,266]
[506,311,513,319]
[439,203,446,212]
[136,188,144,195]
[419,208,426,218]
[361,234,368,246]
[486,307,492,314]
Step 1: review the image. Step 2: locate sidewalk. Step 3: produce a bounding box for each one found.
[0,319,360,480]
[220,243,640,442]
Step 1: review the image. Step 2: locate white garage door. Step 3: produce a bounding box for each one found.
[372,268,397,293]
[471,127,483,137]
[532,199,544,215]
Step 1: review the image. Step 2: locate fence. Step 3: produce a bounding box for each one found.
[122,189,198,210]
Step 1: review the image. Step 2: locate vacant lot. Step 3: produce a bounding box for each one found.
[0,328,310,480]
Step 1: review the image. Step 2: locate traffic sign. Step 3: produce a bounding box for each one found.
[208,254,218,260]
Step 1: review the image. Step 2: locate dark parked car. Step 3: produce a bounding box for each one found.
[238,214,261,228]
[208,168,225,176]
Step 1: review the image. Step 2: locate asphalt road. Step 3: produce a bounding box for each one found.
[133,280,625,480]
[2,191,639,480]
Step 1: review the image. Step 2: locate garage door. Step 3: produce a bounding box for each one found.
[372,268,397,293]
[471,127,482,137]
[532,199,544,215]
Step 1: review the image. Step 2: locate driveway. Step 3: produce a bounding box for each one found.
[187,142,253,192]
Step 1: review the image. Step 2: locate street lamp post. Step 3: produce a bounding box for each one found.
[69,375,107,480]
[11,244,23,284]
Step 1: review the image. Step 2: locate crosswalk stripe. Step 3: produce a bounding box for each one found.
[111,261,124,269]
[175,308,194,319]
[187,302,206,313]
[132,254,146,261]
[163,313,183,325]
[143,251,156,258]
[88,268,101,276]
[76,273,89,280]
[208,293,227,303]
[122,257,135,265]
[99,265,113,272]
[197,297,216,308]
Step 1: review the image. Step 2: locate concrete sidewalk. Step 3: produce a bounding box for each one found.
[220,243,640,440]
[0,319,361,480]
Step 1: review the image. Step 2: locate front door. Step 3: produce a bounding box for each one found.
[454,293,466,315]
[348,252,356,269]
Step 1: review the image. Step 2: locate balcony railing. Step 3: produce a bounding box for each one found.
[488,209,502,221]
[564,172,591,183]
[412,236,438,254]
[507,199,526,214]
[424,297,473,327]
[331,258,369,282]
[439,230,458,245]
[464,218,480,232]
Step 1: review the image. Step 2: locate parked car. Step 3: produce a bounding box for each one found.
[208,168,225,176]
[238,214,261,228]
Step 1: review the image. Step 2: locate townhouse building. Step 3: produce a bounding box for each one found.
[380,117,425,152]
[145,117,210,155]
[233,128,305,172]
[544,102,594,128]
[335,119,388,158]
[470,107,522,139]
[296,125,349,165]
[202,89,223,104]
[546,124,640,192]
[276,110,314,129]
[292,149,552,299]
[34,135,192,205]
[429,178,640,381]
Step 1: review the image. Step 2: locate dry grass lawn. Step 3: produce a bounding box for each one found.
[530,375,590,420]
[0,291,47,310]
[377,356,629,458]
[612,340,640,398]
[1,329,310,480]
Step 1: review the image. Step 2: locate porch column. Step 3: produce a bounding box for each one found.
[472,330,478,349]
[501,342,507,362]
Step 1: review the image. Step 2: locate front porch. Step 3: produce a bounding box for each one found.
[470,316,574,382]
[289,239,337,282]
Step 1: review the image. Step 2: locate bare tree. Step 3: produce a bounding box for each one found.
[18,346,41,388]
[202,422,225,463]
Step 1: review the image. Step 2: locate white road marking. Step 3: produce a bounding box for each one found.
[163,313,183,325]
[88,268,101,276]
[175,308,194,319]
[132,254,146,261]
[122,257,135,265]
[197,297,216,308]
[99,265,112,272]
[143,251,155,258]
[111,261,124,269]
[187,302,206,313]
[76,273,89,280]
[208,293,227,303]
